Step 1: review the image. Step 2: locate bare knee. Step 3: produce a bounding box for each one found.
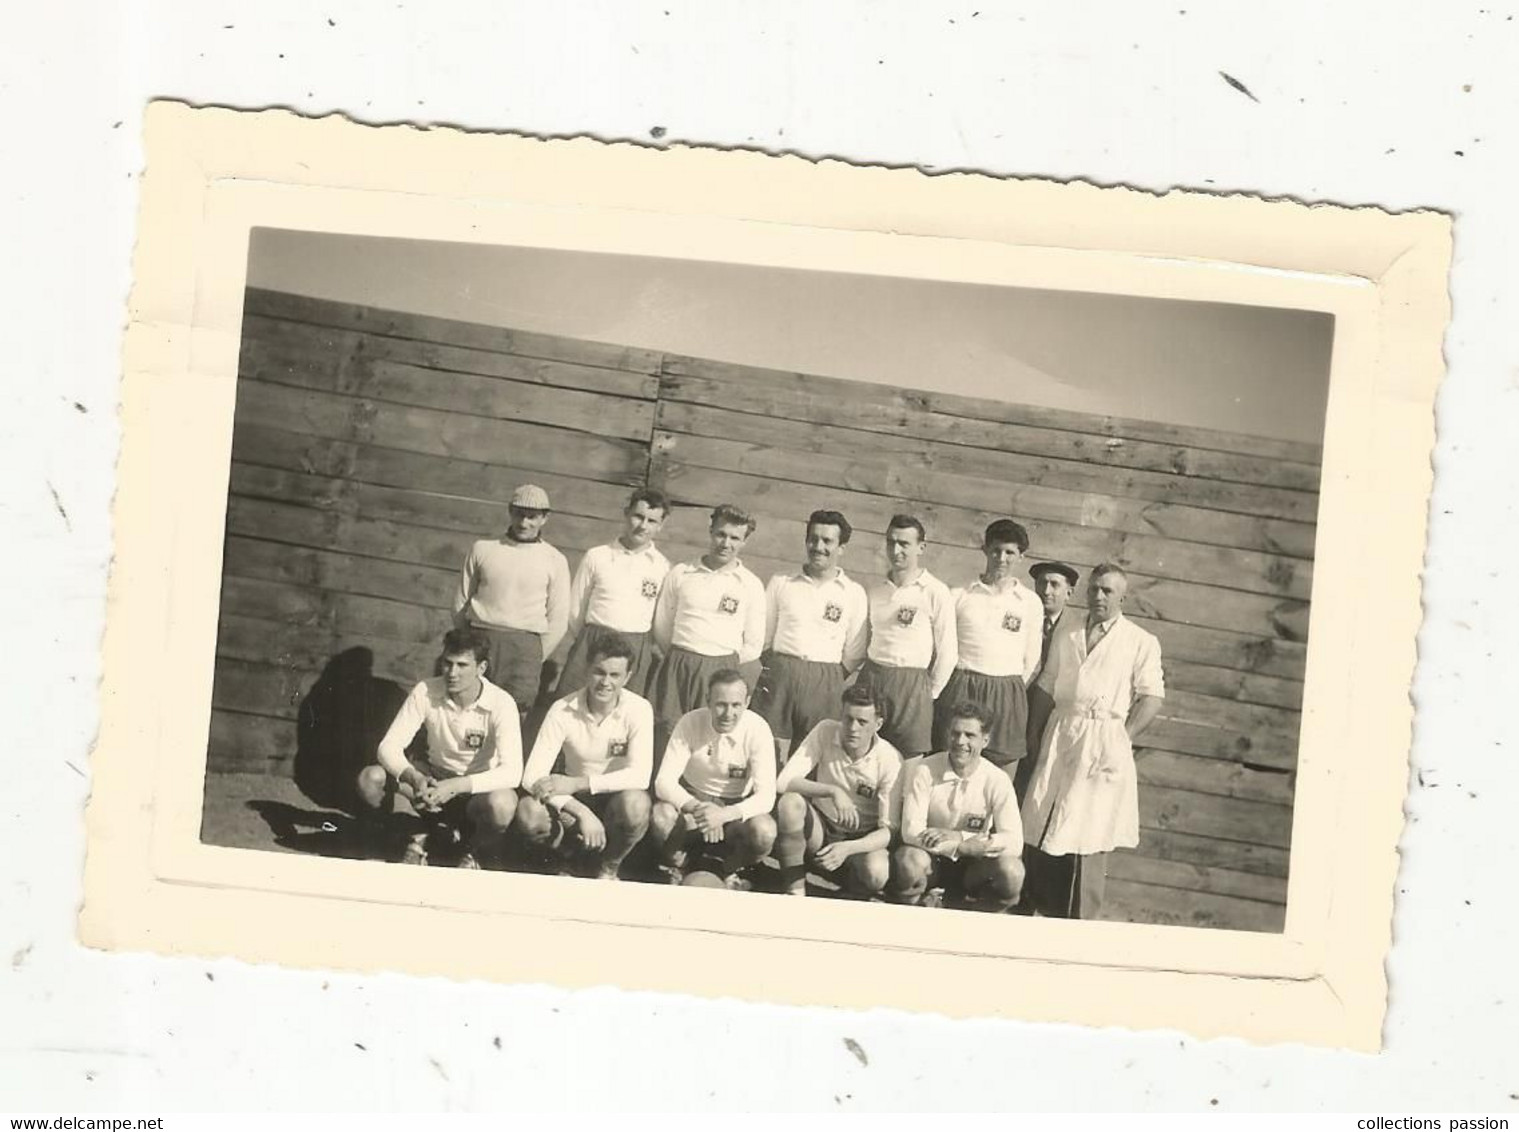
[514,795,555,844]
[469,788,518,832]
[736,814,777,856]
[356,765,389,811]
[649,800,680,840]
[889,846,932,899]
[775,793,808,834]
[849,850,891,895]
[997,853,1027,902]
[608,789,651,830]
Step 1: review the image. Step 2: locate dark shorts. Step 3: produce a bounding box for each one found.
[558,624,657,697]
[933,669,1029,763]
[472,624,543,710]
[648,645,738,725]
[856,659,933,755]
[754,653,845,742]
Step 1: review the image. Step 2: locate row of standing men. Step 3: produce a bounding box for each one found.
[358,483,1166,918]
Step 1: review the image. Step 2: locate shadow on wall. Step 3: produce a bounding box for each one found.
[293,647,410,812]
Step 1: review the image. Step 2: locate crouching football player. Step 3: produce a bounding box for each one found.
[649,669,777,890]
[356,628,522,868]
[515,634,654,881]
[773,683,903,898]
[889,702,1025,911]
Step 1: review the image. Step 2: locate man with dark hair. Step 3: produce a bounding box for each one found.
[357,627,523,869]
[774,682,903,898]
[650,668,777,889]
[858,514,957,759]
[889,702,1025,911]
[754,508,869,767]
[648,504,766,742]
[1022,563,1165,919]
[453,483,572,716]
[935,518,1044,779]
[517,632,654,881]
[558,487,672,698]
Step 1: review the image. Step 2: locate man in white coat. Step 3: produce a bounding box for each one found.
[1020,563,1165,919]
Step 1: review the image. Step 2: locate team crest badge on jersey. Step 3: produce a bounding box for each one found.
[641,578,659,599]
[719,594,740,615]
[963,813,986,832]
[464,730,486,750]
[823,602,843,623]
[1002,612,1023,632]
[726,763,747,779]
[896,606,918,626]
[854,781,876,799]
[608,740,629,759]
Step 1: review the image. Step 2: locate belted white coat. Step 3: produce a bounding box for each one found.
[1021,614,1165,855]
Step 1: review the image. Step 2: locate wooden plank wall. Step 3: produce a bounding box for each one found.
[211,287,1320,933]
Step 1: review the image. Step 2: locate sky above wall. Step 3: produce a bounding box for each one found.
[247,229,1334,446]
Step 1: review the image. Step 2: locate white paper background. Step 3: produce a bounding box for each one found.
[3,0,1514,1112]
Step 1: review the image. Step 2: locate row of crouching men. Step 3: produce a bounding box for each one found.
[356,485,1166,919]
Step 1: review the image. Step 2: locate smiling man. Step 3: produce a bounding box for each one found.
[558,487,672,699]
[453,483,572,717]
[648,504,767,743]
[857,514,957,760]
[774,683,903,899]
[516,633,654,881]
[753,509,869,768]
[935,519,1045,780]
[889,702,1025,911]
[357,628,523,869]
[1021,563,1165,920]
[650,668,778,889]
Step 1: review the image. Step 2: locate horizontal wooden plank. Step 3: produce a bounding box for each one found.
[660,361,1323,493]
[235,381,650,485]
[1131,827,1290,879]
[659,402,1319,523]
[661,461,1313,600]
[656,503,1310,643]
[207,709,296,773]
[1108,851,1289,904]
[243,314,661,400]
[1102,878,1286,932]
[213,657,312,721]
[1140,717,1296,771]
[658,432,1318,560]
[229,461,628,548]
[1137,618,1305,683]
[217,612,439,687]
[220,576,452,646]
[1159,659,1303,711]
[231,425,641,522]
[661,352,1323,466]
[223,534,458,612]
[1138,784,1294,848]
[1134,749,1295,806]
[1160,690,1301,750]
[225,491,605,578]
[244,288,666,375]
[241,334,657,442]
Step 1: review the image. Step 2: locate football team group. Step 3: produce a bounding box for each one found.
[356,484,1165,919]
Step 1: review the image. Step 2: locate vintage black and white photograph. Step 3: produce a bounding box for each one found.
[80,105,1451,1047]
[198,225,1331,934]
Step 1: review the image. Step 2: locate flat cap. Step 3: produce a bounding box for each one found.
[510,484,552,511]
[1029,560,1079,587]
